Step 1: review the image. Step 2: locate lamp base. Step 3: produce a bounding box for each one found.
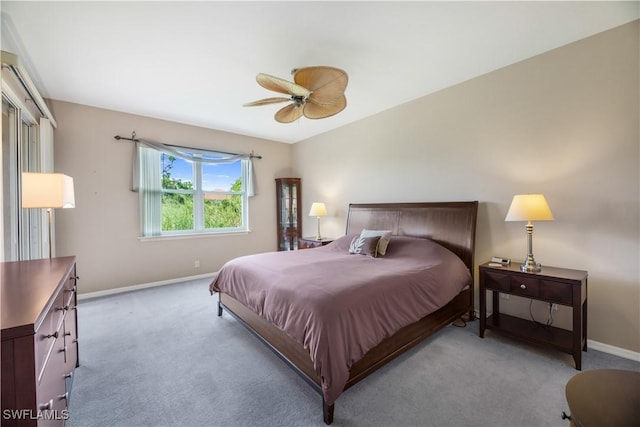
[315,217,322,241]
[521,222,541,272]
[521,259,541,273]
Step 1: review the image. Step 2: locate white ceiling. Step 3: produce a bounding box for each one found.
[2,1,638,144]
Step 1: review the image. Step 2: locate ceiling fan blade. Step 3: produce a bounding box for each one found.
[256,73,311,97]
[275,104,304,123]
[304,95,347,119]
[243,97,290,107]
[294,66,348,105]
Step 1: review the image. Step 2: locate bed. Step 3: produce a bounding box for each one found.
[210,201,478,424]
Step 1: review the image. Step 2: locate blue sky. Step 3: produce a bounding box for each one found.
[168,157,240,191]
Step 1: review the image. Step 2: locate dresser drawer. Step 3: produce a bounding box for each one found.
[35,292,66,381]
[64,265,77,293]
[538,279,573,305]
[507,275,574,305]
[63,312,78,371]
[483,270,510,291]
[36,339,68,427]
[509,275,539,298]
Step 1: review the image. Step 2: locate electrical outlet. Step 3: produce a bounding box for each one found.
[194,260,200,268]
[551,303,558,312]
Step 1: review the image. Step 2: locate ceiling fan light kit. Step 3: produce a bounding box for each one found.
[244,66,348,123]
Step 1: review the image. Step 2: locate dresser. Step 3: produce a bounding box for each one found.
[1,257,79,426]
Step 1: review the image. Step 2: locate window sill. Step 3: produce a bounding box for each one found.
[138,229,250,242]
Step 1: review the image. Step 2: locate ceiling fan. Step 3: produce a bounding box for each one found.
[244,66,348,123]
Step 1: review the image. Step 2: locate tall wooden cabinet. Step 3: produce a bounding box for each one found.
[1,256,79,426]
[275,178,301,251]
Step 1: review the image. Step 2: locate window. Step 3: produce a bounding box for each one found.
[139,145,250,237]
[2,51,56,261]
[2,95,46,260]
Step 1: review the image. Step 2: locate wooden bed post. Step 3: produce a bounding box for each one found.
[323,398,334,425]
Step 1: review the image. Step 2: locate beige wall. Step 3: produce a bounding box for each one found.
[51,100,293,294]
[293,21,639,352]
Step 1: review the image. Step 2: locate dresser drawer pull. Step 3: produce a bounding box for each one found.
[520,284,526,289]
[58,392,69,401]
[59,345,67,354]
[57,304,70,311]
[39,399,53,411]
[65,371,73,379]
[45,331,59,339]
[64,331,71,337]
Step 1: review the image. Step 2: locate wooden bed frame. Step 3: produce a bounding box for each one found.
[217,201,478,424]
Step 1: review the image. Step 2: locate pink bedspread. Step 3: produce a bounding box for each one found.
[209,234,471,405]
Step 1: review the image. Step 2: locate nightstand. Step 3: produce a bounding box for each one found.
[298,237,334,249]
[479,262,588,369]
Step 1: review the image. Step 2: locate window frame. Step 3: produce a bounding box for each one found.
[140,147,250,239]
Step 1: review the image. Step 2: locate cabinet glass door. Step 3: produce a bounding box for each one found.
[276,178,301,251]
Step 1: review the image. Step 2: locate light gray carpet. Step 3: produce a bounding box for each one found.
[67,278,639,427]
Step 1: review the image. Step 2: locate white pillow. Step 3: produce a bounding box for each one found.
[359,229,392,256]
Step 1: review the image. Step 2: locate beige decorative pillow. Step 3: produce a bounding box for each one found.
[348,235,381,258]
[359,229,392,256]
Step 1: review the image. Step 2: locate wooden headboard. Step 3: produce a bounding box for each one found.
[345,202,479,277]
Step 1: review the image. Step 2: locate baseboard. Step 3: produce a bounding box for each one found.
[77,272,216,301]
[588,339,640,362]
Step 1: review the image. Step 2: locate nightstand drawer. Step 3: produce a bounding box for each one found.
[509,275,539,298]
[539,279,573,305]
[484,271,510,291]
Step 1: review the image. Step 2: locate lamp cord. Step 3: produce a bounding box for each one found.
[529,299,554,327]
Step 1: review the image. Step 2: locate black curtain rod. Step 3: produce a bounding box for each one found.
[113,133,262,159]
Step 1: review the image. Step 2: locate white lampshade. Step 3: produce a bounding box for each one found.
[505,194,553,222]
[309,202,327,217]
[22,172,76,209]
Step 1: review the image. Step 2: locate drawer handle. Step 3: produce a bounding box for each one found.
[57,305,70,311]
[59,345,67,354]
[39,399,53,411]
[58,392,69,401]
[561,412,572,421]
[65,371,73,379]
[520,284,526,289]
[45,331,59,339]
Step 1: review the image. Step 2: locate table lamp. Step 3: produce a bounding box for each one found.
[22,172,75,258]
[505,194,553,272]
[309,202,327,241]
